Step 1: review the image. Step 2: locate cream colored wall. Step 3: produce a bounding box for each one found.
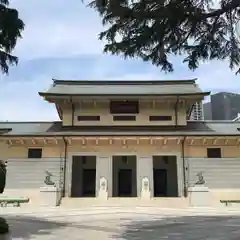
[1,142,240,159]
[68,143,182,154]
[62,106,72,125]
[68,143,240,158]
[61,101,187,126]
[185,145,240,158]
[0,141,240,160]
[4,145,64,159]
[0,140,10,161]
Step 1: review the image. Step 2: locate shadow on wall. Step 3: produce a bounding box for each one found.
[113,215,240,240]
[1,215,69,239]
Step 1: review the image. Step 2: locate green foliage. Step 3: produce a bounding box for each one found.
[0,217,9,234]
[0,0,24,74]
[89,0,240,74]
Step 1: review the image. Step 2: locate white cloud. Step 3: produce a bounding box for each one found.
[11,0,105,60]
[0,76,58,121]
[0,0,239,122]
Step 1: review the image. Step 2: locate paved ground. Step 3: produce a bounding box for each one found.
[1,207,240,239]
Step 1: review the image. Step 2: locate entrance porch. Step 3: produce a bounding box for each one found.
[67,153,183,201]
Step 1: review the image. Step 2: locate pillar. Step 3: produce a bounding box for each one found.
[137,156,153,199]
[96,155,112,199]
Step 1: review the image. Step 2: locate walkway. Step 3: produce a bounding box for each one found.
[1,207,240,239]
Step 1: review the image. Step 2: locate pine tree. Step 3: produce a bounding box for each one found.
[90,0,240,74]
[0,0,24,74]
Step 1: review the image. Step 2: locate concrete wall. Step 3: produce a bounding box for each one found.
[187,157,240,200]
[2,157,62,205]
[61,101,188,126]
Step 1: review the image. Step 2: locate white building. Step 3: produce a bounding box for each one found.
[190,102,204,120]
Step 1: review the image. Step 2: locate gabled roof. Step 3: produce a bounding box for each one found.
[39,79,210,97]
[0,121,239,137]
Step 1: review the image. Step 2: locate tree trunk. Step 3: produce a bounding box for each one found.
[0,161,6,194]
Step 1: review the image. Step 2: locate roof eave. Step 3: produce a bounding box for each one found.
[38,92,210,98]
[1,133,240,137]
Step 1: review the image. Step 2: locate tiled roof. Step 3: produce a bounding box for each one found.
[39,79,210,96]
[0,121,239,136]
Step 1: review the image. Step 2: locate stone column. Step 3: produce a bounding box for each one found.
[137,156,153,199]
[96,155,112,199]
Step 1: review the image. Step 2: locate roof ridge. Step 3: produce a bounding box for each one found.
[52,79,198,86]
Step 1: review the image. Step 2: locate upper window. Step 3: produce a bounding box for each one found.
[28,148,42,159]
[110,101,139,114]
[149,116,172,121]
[207,148,221,158]
[113,115,136,121]
[77,116,100,121]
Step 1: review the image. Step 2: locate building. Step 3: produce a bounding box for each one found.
[0,79,240,207]
[203,92,240,120]
[190,102,204,120]
[203,101,212,120]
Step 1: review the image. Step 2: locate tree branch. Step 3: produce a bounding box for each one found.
[201,0,240,19]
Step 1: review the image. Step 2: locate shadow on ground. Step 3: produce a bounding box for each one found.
[114,215,240,240]
[0,215,69,239]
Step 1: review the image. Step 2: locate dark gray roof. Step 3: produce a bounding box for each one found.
[0,121,240,137]
[39,79,210,97]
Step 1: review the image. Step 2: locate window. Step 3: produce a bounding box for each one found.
[110,101,139,114]
[113,115,136,121]
[28,148,42,159]
[149,116,172,121]
[207,148,221,158]
[77,116,100,121]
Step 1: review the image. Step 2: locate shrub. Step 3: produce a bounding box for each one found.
[0,217,9,234]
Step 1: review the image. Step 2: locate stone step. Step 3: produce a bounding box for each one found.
[61,197,189,208]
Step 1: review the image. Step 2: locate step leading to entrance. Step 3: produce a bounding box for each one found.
[61,197,189,208]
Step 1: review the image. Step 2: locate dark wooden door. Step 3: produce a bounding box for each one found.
[153,169,167,197]
[71,157,82,197]
[82,169,96,197]
[118,169,132,197]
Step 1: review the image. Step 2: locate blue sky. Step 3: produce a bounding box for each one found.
[0,0,239,121]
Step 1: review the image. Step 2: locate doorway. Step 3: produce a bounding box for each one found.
[153,169,167,197]
[153,155,178,197]
[118,169,132,197]
[71,156,96,197]
[112,155,137,197]
[82,169,96,197]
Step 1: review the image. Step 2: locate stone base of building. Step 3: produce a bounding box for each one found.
[2,188,240,208]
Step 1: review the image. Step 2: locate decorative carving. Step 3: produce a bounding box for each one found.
[44,171,55,186]
[195,172,205,185]
[100,177,107,191]
[142,177,149,191]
